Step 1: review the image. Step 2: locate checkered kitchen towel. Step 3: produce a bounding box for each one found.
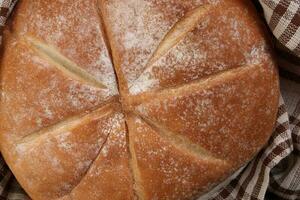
[0,0,299,200]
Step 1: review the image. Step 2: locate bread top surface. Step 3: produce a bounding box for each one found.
[0,0,279,200]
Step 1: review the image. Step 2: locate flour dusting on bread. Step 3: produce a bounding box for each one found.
[0,1,279,199]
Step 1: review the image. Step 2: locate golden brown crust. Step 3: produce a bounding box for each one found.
[128,1,272,95]
[10,0,117,91]
[0,35,117,141]
[127,114,232,200]
[69,114,135,200]
[1,104,122,200]
[0,0,279,200]
[133,63,279,167]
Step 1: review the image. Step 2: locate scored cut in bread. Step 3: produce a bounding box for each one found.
[0,0,279,200]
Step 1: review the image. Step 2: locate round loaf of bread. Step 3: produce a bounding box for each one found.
[0,0,279,199]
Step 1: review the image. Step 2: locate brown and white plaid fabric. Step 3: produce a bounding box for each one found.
[0,0,299,200]
[0,0,16,45]
[259,0,300,76]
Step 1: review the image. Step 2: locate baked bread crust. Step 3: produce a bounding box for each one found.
[0,0,279,199]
